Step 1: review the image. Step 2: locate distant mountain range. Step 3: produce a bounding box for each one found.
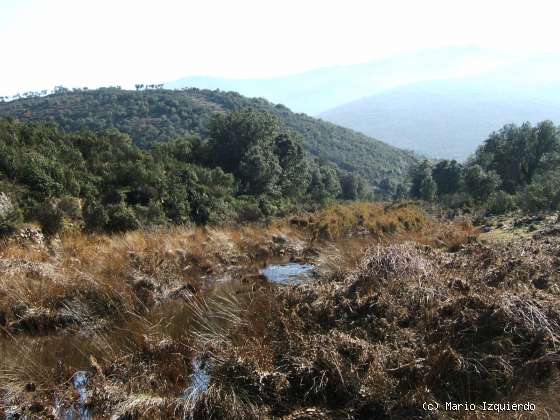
[167,47,560,160]
[166,47,510,116]
[320,55,560,159]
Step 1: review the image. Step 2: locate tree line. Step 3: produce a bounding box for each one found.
[0,84,166,102]
[0,109,368,236]
[408,120,560,213]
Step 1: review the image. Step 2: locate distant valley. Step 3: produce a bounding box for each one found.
[319,75,560,159]
[168,48,560,159]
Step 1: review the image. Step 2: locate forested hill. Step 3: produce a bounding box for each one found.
[0,87,416,188]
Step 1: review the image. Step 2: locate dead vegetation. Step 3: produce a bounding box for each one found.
[177,218,560,419]
[293,202,429,241]
[2,204,558,418]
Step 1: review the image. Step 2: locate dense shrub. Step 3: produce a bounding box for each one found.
[407,121,560,214]
[517,171,560,212]
[487,190,516,214]
[0,87,417,189]
[233,197,264,223]
[83,200,109,233]
[0,114,376,233]
[106,204,139,233]
[57,196,82,219]
[37,202,64,236]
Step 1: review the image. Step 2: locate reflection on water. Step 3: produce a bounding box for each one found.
[73,371,92,420]
[261,262,315,285]
[184,356,210,399]
[54,371,92,420]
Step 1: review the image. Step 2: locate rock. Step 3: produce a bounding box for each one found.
[538,224,560,237]
[480,225,492,233]
[4,408,21,420]
[514,215,544,227]
[12,227,45,248]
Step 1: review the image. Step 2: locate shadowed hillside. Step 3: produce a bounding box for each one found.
[0,87,417,188]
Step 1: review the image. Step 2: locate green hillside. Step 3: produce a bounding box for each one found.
[0,87,416,189]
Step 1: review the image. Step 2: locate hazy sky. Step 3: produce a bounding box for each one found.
[2,0,560,96]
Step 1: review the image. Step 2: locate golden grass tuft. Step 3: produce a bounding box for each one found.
[296,201,429,241]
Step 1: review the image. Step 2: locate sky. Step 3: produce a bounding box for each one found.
[2,0,560,97]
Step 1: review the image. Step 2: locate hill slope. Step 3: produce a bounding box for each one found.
[0,87,417,187]
[320,56,560,160]
[166,46,510,115]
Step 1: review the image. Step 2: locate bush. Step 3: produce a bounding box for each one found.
[234,197,264,223]
[439,192,473,209]
[83,200,109,233]
[106,204,139,233]
[463,165,501,203]
[134,201,168,227]
[57,196,82,219]
[517,173,560,212]
[37,202,64,236]
[258,195,279,218]
[487,191,516,214]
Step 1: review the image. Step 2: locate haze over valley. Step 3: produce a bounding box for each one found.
[169,48,560,159]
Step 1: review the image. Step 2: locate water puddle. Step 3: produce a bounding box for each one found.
[261,262,315,285]
[183,355,210,405]
[54,371,92,420]
[73,371,92,420]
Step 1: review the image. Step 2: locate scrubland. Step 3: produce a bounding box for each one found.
[1,202,559,419]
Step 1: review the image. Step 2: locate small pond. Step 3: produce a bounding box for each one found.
[260,262,315,285]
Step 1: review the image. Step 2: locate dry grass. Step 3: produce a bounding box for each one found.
[292,201,428,241]
[175,229,560,418]
[4,203,557,418]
